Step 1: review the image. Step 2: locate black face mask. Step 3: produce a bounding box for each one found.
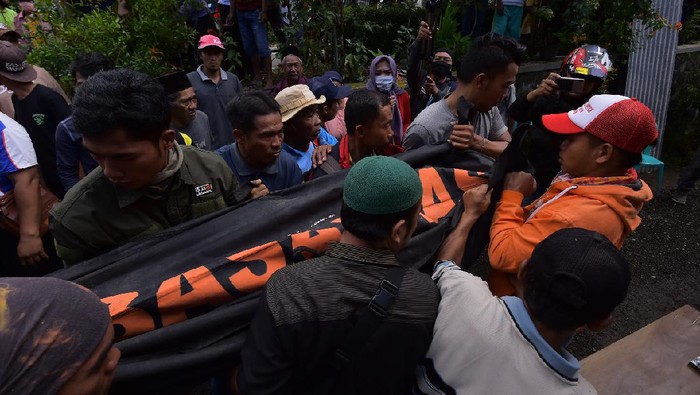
[429,61,452,80]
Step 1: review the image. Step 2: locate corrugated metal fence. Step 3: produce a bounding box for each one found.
[624,0,683,157]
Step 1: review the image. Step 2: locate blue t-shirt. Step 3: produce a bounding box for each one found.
[216,142,303,192]
[283,128,338,174]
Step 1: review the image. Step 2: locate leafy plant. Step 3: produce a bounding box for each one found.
[553,0,681,61]
[679,8,700,45]
[434,1,471,59]
[663,52,700,165]
[285,2,423,82]
[29,0,195,95]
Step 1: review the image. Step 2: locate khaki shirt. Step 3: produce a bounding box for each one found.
[50,146,249,265]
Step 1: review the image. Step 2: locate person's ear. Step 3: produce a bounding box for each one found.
[161,129,176,150]
[104,346,121,375]
[233,129,245,144]
[355,124,366,140]
[389,219,408,249]
[474,73,488,88]
[587,315,613,332]
[516,260,529,283]
[594,143,614,165]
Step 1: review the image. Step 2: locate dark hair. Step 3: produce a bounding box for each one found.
[524,230,631,331]
[226,91,280,133]
[340,202,419,242]
[344,89,389,136]
[72,69,170,143]
[69,52,115,80]
[457,33,525,83]
[432,47,455,61]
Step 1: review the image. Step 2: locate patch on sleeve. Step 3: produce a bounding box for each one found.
[194,183,214,197]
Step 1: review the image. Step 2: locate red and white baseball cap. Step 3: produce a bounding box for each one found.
[198,34,225,50]
[542,94,658,154]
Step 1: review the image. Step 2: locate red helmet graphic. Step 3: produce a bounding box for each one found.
[561,45,612,80]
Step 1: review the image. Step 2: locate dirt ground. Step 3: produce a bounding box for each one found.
[567,167,700,359]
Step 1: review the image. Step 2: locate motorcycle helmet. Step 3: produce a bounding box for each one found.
[561,45,612,80]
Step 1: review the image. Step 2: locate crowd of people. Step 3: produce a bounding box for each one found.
[0,5,691,393]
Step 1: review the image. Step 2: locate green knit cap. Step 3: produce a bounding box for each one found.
[343,156,423,214]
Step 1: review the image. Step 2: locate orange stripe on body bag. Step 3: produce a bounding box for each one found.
[103,292,156,339]
[157,266,233,327]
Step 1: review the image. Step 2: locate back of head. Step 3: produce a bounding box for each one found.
[341,156,422,242]
[458,33,525,83]
[72,68,170,143]
[524,228,631,331]
[69,52,115,80]
[226,90,280,132]
[0,277,111,395]
[344,88,389,135]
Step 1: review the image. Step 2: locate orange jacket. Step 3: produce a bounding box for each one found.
[488,177,653,296]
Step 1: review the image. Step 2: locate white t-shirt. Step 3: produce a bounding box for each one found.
[415,261,597,395]
[0,112,38,196]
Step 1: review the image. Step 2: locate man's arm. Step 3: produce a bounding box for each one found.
[508,73,560,123]
[55,119,81,191]
[475,131,511,158]
[480,106,512,158]
[222,165,251,205]
[435,184,492,265]
[489,171,556,274]
[402,124,429,150]
[407,21,431,97]
[8,166,48,265]
[448,124,510,159]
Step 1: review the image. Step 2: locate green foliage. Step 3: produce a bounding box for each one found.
[552,0,680,61]
[344,3,424,65]
[29,0,195,94]
[283,0,344,78]
[221,35,243,72]
[663,52,700,165]
[288,2,423,82]
[679,9,700,45]
[434,1,471,59]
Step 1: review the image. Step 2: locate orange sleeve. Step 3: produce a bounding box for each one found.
[488,190,573,274]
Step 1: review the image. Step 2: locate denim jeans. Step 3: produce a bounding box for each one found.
[491,5,524,40]
[236,9,272,57]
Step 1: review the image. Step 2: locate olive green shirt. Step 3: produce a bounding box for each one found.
[50,146,249,265]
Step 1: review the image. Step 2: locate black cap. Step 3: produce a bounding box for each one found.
[528,228,630,314]
[157,71,191,96]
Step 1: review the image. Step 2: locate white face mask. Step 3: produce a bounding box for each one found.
[375,75,394,92]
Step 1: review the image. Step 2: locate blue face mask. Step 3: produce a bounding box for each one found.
[375,75,394,92]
